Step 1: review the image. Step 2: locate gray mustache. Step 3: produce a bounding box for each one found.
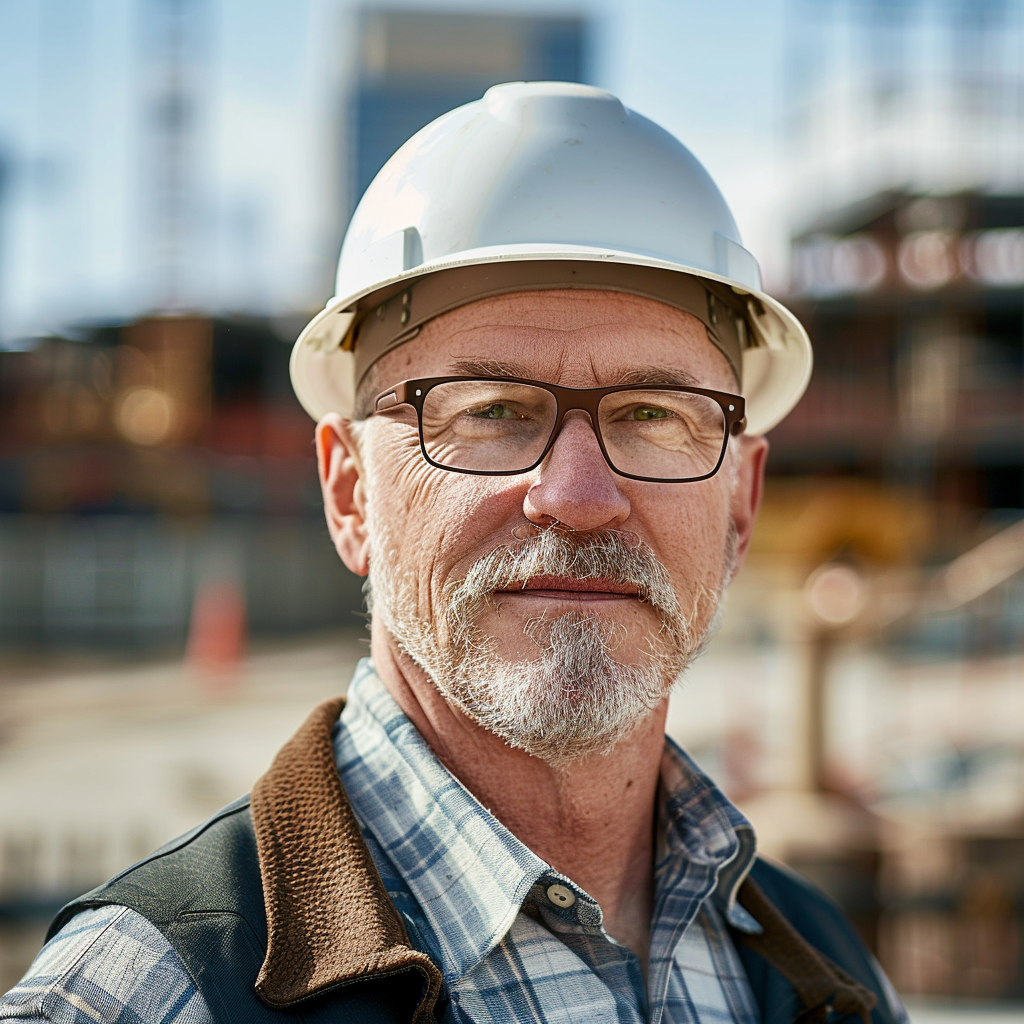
[457,528,681,620]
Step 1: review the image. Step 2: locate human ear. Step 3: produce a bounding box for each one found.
[316,413,370,577]
[727,434,769,576]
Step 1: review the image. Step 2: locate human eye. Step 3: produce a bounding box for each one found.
[627,404,672,422]
[421,381,553,448]
[602,390,717,441]
[605,398,679,425]
[465,402,521,420]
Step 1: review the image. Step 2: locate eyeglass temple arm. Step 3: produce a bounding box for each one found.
[373,383,412,412]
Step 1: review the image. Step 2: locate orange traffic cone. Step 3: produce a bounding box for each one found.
[186,580,247,685]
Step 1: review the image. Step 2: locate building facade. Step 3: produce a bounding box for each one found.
[349,9,588,204]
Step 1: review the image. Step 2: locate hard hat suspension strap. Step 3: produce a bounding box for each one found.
[348,260,751,388]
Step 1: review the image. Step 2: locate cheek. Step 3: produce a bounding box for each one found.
[365,430,511,613]
[644,482,733,595]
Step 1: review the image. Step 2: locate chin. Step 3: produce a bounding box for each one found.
[422,612,687,766]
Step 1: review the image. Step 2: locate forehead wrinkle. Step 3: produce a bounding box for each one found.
[376,289,733,390]
[438,315,698,339]
[414,290,707,354]
[448,355,702,389]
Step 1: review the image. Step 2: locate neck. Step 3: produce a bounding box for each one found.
[369,622,667,975]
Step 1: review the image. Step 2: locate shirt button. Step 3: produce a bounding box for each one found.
[546,883,576,908]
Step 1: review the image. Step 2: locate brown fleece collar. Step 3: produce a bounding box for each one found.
[250,697,442,1020]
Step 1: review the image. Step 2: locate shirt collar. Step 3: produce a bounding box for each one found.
[334,660,549,984]
[659,736,761,934]
[335,659,761,985]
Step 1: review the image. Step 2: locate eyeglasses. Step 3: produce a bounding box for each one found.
[370,376,746,483]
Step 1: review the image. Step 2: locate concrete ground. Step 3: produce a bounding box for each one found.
[905,1001,1024,1022]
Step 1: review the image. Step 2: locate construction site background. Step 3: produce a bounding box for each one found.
[2,1,1024,1018]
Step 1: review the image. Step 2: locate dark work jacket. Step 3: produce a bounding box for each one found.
[49,699,899,1024]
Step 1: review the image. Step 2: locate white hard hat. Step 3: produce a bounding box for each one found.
[290,81,810,435]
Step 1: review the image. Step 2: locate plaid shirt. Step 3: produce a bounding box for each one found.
[1,659,906,1023]
[337,661,761,1024]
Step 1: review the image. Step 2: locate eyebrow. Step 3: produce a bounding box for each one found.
[450,358,533,378]
[448,360,702,388]
[612,367,702,387]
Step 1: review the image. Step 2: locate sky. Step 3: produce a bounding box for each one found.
[0,0,797,343]
[9,0,1019,345]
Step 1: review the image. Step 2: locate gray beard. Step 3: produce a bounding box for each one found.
[368,523,735,767]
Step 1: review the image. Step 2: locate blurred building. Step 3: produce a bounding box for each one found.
[349,8,588,204]
[772,27,1024,967]
[756,7,1024,997]
[787,0,1024,217]
[778,190,1023,511]
[773,0,1024,656]
[0,315,362,650]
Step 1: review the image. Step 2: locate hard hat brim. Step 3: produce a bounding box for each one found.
[290,245,811,437]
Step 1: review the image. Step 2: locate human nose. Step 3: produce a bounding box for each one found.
[523,411,631,531]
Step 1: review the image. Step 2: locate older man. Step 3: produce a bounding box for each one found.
[2,83,907,1024]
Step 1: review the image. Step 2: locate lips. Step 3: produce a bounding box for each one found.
[497,575,640,598]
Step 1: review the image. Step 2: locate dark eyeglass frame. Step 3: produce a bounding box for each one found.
[371,376,747,483]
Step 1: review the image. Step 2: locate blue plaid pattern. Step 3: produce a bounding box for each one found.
[0,904,210,1022]
[1,659,908,1023]
[337,660,760,1024]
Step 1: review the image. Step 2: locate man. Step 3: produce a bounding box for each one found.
[2,82,907,1023]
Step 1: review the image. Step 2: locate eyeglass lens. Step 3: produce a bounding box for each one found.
[418,380,728,480]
